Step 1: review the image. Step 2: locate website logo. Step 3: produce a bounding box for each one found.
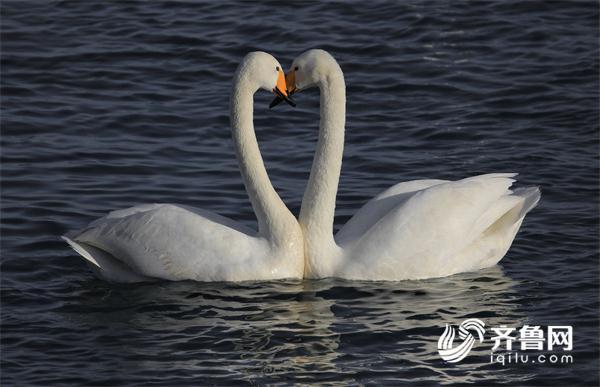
[437,319,574,366]
[437,318,486,363]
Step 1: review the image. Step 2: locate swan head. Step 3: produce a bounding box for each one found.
[290,49,342,91]
[235,51,295,107]
[270,49,342,107]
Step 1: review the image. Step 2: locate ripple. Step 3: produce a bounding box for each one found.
[1,0,599,385]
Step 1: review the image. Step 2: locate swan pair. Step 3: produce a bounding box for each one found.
[64,50,540,283]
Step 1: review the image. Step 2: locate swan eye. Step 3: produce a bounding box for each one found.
[276,66,280,72]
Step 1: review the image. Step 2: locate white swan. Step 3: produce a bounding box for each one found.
[63,52,304,283]
[277,49,540,280]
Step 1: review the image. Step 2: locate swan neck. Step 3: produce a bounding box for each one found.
[299,71,346,253]
[230,77,293,241]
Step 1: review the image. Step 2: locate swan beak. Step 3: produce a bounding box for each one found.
[271,69,296,108]
[285,70,297,95]
[270,70,297,109]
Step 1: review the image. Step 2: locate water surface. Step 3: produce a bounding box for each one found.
[1,1,598,385]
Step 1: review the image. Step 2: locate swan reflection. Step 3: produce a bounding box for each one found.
[78,265,524,383]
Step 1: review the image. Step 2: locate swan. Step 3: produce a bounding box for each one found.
[63,52,304,283]
[273,49,540,280]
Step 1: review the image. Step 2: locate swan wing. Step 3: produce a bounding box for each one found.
[65,203,273,282]
[336,179,448,246]
[338,174,540,280]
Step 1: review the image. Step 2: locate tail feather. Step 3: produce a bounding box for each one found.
[512,186,541,221]
[491,186,540,233]
[62,236,153,283]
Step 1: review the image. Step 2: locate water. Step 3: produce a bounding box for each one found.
[1,1,598,385]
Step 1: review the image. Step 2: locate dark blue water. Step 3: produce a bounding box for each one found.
[2,1,598,385]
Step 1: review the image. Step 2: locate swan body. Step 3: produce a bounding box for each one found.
[285,49,540,280]
[64,52,303,282]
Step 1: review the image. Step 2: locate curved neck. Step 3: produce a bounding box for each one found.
[230,78,293,241]
[299,71,346,252]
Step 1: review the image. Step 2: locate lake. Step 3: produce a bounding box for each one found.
[1,1,598,385]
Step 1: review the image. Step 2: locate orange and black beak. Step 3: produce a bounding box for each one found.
[270,69,297,109]
[271,68,296,108]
